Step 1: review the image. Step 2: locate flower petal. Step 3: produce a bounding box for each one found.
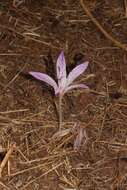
[67,62,89,86]
[74,127,84,151]
[29,72,58,94]
[56,51,66,80]
[64,83,89,94]
[56,51,67,93]
[74,127,88,151]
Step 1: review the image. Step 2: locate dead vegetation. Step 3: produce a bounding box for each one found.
[0,0,127,189]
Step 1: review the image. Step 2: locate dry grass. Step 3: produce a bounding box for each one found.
[0,0,127,189]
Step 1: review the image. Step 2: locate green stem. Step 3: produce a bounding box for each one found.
[59,95,63,130]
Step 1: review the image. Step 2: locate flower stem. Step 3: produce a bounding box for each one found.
[58,95,63,130]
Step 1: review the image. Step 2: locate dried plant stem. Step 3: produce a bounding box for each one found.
[124,0,127,17]
[59,95,63,130]
[0,143,16,177]
[80,0,127,51]
[20,162,64,190]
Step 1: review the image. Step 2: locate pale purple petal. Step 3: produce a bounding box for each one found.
[56,51,66,79]
[67,62,89,86]
[74,127,88,151]
[63,83,89,94]
[74,127,84,150]
[29,72,58,94]
[56,51,67,92]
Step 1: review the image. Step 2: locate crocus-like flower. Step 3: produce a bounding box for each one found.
[29,51,89,96]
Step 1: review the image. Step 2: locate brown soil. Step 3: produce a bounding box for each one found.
[0,0,127,189]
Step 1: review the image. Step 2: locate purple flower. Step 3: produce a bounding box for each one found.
[29,51,89,96]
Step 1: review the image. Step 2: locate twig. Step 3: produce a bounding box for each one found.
[124,0,127,17]
[0,143,16,177]
[0,24,60,50]
[7,142,10,177]
[16,148,29,162]
[0,181,10,190]
[8,160,11,177]
[4,63,27,90]
[10,161,53,177]
[20,162,64,190]
[80,0,127,51]
[0,109,29,114]
[13,0,24,8]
